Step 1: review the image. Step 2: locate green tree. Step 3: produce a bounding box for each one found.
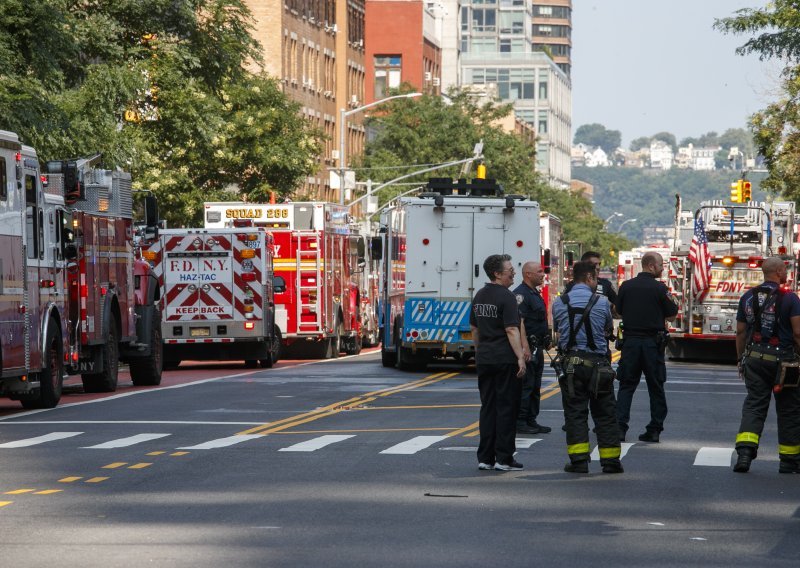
[630,136,651,151]
[360,90,631,264]
[0,0,322,227]
[718,127,755,155]
[573,123,622,154]
[651,131,677,152]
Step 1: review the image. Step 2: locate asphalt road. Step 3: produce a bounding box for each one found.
[1,353,799,567]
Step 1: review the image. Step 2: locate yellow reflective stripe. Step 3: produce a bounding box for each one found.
[778,444,800,456]
[599,446,621,459]
[567,442,590,455]
[736,432,759,445]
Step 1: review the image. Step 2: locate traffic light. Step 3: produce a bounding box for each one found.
[730,179,743,203]
[742,180,752,202]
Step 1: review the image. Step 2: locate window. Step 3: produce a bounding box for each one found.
[26,206,38,259]
[537,6,552,16]
[472,38,496,53]
[25,174,36,205]
[500,12,524,34]
[538,76,548,100]
[472,8,496,32]
[0,158,6,201]
[538,110,548,134]
[374,55,402,99]
[534,25,552,37]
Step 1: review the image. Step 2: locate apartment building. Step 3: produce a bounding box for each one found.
[244,0,366,202]
[532,1,572,77]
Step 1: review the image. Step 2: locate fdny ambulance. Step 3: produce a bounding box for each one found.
[377,177,540,370]
[204,201,365,358]
[143,227,281,368]
[0,130,162,407]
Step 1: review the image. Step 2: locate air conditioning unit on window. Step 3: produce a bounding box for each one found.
[424,71,432,81]
[350,95,358,105]
[323,90,333,98]
[432,77,441,87]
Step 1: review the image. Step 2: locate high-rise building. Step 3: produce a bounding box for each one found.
[244,1,366,202]
[532,1,572,77]
[365,1,442,104]
[456,0,572,188]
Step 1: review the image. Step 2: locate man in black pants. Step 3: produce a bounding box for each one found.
[733,257,800,473]
[615,251,677,443]
[470,254,527,471]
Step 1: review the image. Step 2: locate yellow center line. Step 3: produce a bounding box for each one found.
[128,463,152,469]
[146,451,166,456]
[274,427,457,434]
[4,489,35,495]
[0,501,12,508]
[358,404,481,410]
[237,371,459,436]
[462,383,563,438]
[85,477,109,483]
[59,477,82,483]
[170,451,189,456]
[448,421,480,438]
[34,490,63,495]
[102,462,128,469]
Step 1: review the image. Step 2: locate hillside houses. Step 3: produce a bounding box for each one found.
[572,141,724,170]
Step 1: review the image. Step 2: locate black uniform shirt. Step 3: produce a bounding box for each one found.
[616,272,678,336]
[470,283,521,364]
[513,282,548,339]
[736,281,800,350]
[565,277,617,306]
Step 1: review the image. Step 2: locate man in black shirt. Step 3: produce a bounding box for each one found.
[615,251,678,443]
[514,261,552,434]
[565,251,618,315]
[470,254,527,471]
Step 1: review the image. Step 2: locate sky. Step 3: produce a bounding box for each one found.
[572,0,776,147]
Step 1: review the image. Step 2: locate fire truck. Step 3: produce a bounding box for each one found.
[142,227,281,368]
[377,177,540,371]
[667,199,798,360]
[352,220,381,348]
[539,212,564,317]
[204,201,365,358]
[0,130,162,408]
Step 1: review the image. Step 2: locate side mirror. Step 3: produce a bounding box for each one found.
[543,249,551,274]
[144,195,159,228]
[273,275,286,294]
[370,236,383,261]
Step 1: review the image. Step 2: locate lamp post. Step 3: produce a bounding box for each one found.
[338,92,422,204]
[603,212,623,230]
[616,218,638,233]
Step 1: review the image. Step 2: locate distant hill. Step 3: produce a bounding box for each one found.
[573,167,770,244]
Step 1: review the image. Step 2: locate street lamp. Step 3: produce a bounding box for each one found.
[603,212,623,229]
[338,92,422,204]
[617,218,638,232]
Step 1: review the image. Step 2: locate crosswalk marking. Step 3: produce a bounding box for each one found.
[516,438,542,449]
[82,433,171,449]
[278,435,355,452]
[694,447,734,467]
[0,432,83,448]
[380,435,449,455]
[590,442,635,462]
[177,434,263,450]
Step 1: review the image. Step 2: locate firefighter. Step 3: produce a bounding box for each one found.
[514,261,552,435]
[552,261,622,474]
[615,251,677,443]
[733,257,800,473]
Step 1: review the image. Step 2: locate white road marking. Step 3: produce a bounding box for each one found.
[0,421,267,426]
[590,442,635,461]
[178,434,263,450]
[278,435,354,452]
[694,447,734,467]
[82,433,171,449]
[0,432,83,448]
[380,435,449,455]
[515,438,542,449]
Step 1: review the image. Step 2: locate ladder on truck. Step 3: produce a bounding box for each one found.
[667,255,689,333]
[296,232,323,334]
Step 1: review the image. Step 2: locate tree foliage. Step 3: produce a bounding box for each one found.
[360,90,631,265]
[573,123,622,154]
[629,136,650,151]
[0,0,322,227]
[715,2,800,200]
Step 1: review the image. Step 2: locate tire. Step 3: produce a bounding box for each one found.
[328,321,343,359]
[82,313,119,393]
[129,309,163,386]
[21,323,63,409]
[381,345,397,368]
[343,332,362,356]
[244,359,259,369]
[396,334,426,372]
[260,326,282,368]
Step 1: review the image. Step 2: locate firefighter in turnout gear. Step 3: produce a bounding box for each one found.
[552,261,622,474]
[733,257,800,474]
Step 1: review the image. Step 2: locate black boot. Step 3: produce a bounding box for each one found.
[779,459,800,474]
[564,460,589,473]
[601,459,624,474]
[638,430,660,443]
[733,447,755,473]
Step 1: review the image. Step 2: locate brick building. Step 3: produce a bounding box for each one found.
[244,0,366,202]
[364,0,442,104]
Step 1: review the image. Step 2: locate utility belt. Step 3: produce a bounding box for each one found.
[562,350,615,399]
[527,334,552,351]
[744,343,800,391]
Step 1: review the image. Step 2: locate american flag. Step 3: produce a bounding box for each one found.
[688,217,711,301]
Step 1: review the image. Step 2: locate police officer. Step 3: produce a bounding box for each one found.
[514,261,552,435]
[552,261,622,474]
[565,251,618,314]
[470,254,527,472]
[733,257,800,473]
[615,251,677,443]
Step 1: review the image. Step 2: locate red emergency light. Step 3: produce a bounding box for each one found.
[244,322,255,330]
[39,279,55,288]
[241,272,256,282]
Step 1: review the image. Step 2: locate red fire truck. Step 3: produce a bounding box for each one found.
[204,201,365,358]
[0,130,162,408]
[142,227,282,368]
[539,212,564,316]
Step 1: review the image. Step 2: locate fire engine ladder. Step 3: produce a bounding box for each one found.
[296,232,323,334]
[668,255,690,333]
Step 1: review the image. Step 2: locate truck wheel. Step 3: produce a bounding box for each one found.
[129,309,163,386]
[381,345,397,368]
[396,336,426,372]
[329,322,343,359]
[82,314,119,393]
[261,326,282,368]
[21,323,64,409]
[344,333,362,356]
[244,360,259,369]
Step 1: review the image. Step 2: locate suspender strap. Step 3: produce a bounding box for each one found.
[562,292,600,351]
[750,285,783,345]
